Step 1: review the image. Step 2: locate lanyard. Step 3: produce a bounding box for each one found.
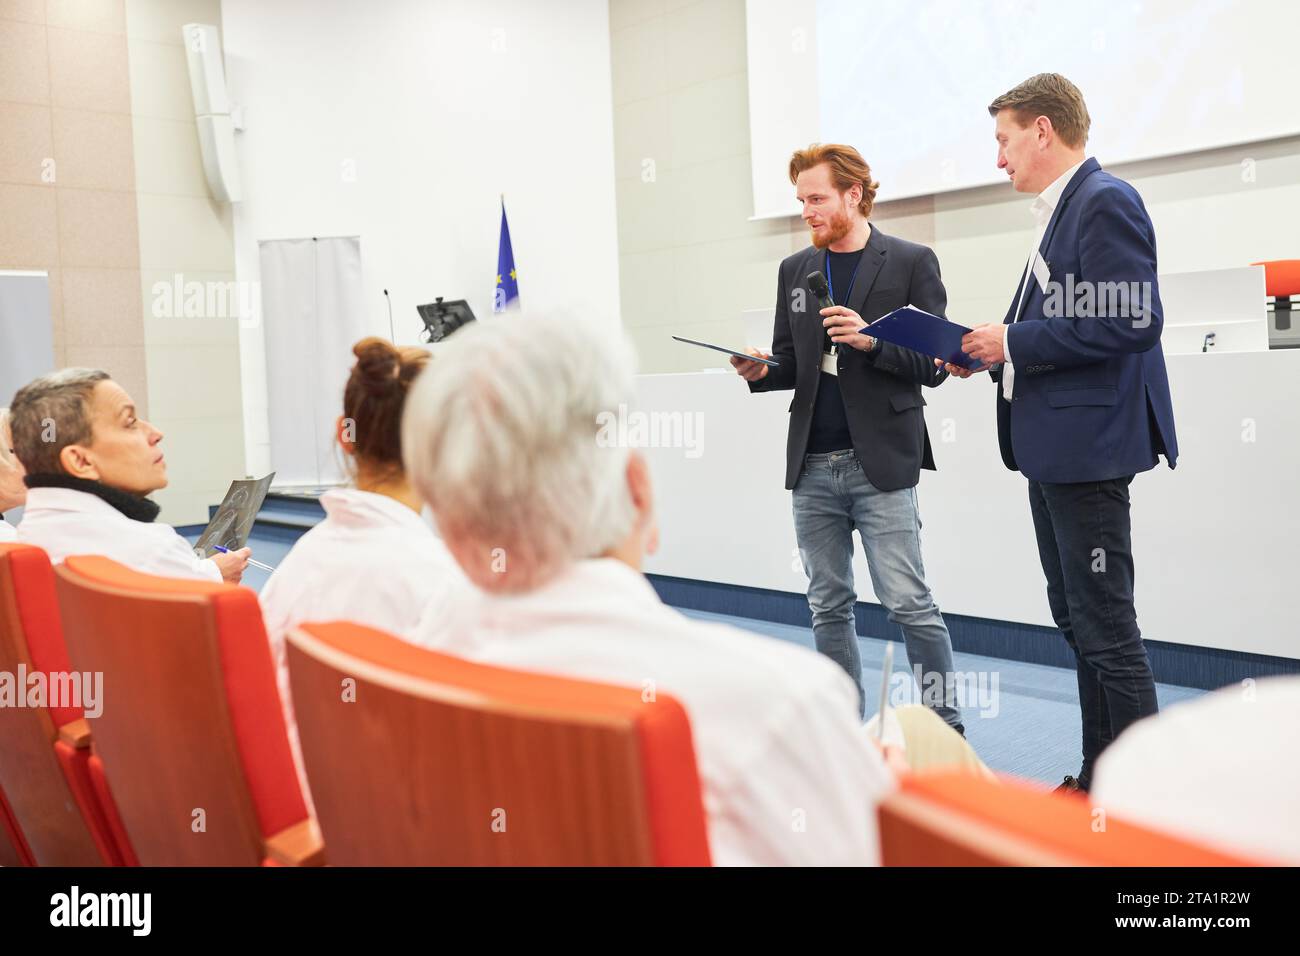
[825,250,863,305]
[824,250,863,357]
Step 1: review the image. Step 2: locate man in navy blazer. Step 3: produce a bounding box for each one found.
[947,74,1178,793]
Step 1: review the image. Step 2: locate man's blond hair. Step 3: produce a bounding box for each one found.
[988,73,1091,148]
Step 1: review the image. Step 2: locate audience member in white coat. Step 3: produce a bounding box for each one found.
[1091,676,1300,864]
[0,409,25,542]
[9,370,249,581]
[403,315,980,866]
[259,338,464,807]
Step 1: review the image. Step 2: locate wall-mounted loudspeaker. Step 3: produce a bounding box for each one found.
[182,23,242,203]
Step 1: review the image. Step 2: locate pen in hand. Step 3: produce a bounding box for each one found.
[211,543,276,573]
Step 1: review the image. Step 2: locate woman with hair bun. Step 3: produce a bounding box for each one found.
[259,337,465,802]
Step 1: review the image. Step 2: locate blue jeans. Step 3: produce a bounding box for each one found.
[792,450,961,729]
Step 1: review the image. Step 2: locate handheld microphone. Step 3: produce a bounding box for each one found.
[807,271,835,310]
[808,271,838,356]
[383,289,395,343]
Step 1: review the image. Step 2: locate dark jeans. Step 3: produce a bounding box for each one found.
[1027,476,1158,789]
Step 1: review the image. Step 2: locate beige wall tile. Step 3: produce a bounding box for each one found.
[628,318,748,374]
[61,266,144,346]
[144,343,241,421]
[146,416,246,526]
[0,0,45,24]
[656,231,788,329]
[611,12,667,106]
[872,194,937,246]
[46,264,64,361]
[0,101,53,185]
[618,247,676,327]
[46,0,125,34]
[664,0,746,92]
[126,37,193,121]
[52,108,135,190]
[141,270,243,345]
[131,116,206,197]
[48,26,131,114]
[613,94,670,181]
[0,18,50,104]
[667,72,749,171]
[671,155,783,247]
[124,0,221,46]
[64,343,147,416]
[57,187,140,268]
[135,192,232,272]
[609,0,665,33]
[931,232,1031,307]
[615,171,678,255]
[0,183,58,266]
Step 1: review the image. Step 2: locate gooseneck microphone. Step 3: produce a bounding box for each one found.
[383,289,395,343]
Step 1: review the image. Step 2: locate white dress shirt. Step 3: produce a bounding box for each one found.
[17,486,221,581]
[0,518,16,543]
[259,488,467,811]
[1003,159,1085,400]
[1091,677,1300,864]
[412,557,896,866]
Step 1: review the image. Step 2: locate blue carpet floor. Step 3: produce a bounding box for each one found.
[231,530,1206,787]
[679,607,1205,785]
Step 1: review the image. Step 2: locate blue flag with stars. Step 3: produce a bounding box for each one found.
[494,198,520,312]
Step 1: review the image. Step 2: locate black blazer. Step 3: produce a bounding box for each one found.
[750,227,949,491]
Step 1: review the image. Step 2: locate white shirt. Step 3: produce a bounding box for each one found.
[412,558,895,866]
[0,518,16,542]
[17,486,221,581]
[258,488,466,810]
[1091,677,1300,864]
[1003,159,1085,400]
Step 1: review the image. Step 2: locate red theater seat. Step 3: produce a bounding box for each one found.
[879,770,1263,866]
[53,555,323,866]
[0,544,127,866]
[285,620,712,866]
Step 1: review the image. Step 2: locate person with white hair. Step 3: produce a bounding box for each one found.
[1089,676,1300,864]
[0,408,26,541]
[404,313,983,866]
[9,369,249,581]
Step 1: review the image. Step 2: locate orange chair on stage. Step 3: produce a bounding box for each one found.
[1252,258,1300,334]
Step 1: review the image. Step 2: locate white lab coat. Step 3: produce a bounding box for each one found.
[258,488,466,809]
[1091,676,1300,864]
[412,557,895,866]
[17,487,221,581]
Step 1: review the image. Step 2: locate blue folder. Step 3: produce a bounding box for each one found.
[866,306,984,370]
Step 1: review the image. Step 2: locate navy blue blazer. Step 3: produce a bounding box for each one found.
[993,157,1178,483]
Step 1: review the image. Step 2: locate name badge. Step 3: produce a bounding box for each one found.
[821,352,838,376]
[1032,251,1051,293]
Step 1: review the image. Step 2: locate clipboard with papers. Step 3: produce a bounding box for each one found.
[866,306,984,370]
[671,335,779,367]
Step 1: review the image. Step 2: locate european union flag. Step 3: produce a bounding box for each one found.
[493,197,520,312]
